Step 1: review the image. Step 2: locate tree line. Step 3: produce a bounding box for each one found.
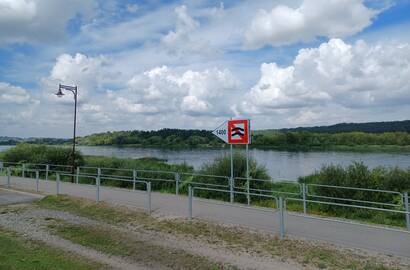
[76,128,410,150]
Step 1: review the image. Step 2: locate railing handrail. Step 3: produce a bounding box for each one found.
[1,161,407,203]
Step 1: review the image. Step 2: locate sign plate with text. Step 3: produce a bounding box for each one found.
[212,119,250,145]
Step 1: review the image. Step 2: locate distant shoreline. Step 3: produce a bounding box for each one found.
[2,143,410,154]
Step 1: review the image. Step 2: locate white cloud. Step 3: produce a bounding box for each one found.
[162,5,199,47]
[41,53,114,103]
[242,39,410,116]
[112,65,239,116]
[0,0,95,45]
[0,82,31,104]
[126,3,138,13]
[244,0,378,48]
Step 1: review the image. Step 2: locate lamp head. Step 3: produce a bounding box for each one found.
[55,84,65,97]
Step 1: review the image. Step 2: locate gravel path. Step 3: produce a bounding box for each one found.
[0,205,153,270]
[0,204,303,270]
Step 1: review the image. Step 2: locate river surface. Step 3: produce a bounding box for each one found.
[1,145,409,180]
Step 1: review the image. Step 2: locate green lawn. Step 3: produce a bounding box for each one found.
[0,228,108,270]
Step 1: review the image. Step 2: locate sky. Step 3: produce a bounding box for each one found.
[1,0,410,138]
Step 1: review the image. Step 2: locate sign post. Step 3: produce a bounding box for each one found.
[212,119,251,204]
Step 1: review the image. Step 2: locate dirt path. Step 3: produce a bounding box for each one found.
[0,204,302,270]
[0,205,154,270]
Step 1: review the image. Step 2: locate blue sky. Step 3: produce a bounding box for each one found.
[1,0,410,137]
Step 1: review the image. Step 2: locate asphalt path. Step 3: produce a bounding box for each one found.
[0,176,409,258]
[0,188,43,205]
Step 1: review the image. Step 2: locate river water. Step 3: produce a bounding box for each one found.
[1,145,409,180]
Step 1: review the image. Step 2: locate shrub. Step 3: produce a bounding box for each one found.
[299,162,410,206]
[2,143,84,167]
[183,151,273,202]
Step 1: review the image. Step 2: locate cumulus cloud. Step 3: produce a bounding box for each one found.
[242,39,410,116]
[0,82,31,104]
[41,53,113,103]
[244,0,378,48]
[112,65,239,116]
[162,5,213,56]
[0,0,95,45]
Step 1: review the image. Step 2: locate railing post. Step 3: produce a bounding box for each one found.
[279,196,285,239]
[247,177,250,205]
[0,161,3,173]
[45,165,49,181]
[22,163,25,178]
[188,185,193,219]
[230,177,234,203]
[133,170,137,191]
[97,168,101,179]
[175,172,180,195]
[56,173,60,195]
[36,170,39,192]
[76,167,80,184]
[7,167,11,188]
[404,192,410,231]
[96,176,100,202]
[146,182,152,214]
[302,183,307,214]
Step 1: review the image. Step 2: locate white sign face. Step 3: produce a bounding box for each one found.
[212,121,229,143]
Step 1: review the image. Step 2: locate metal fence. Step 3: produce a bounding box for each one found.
[0,161,409,236]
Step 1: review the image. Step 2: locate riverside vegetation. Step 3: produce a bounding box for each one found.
[75,128,410,151]
[1,143,409,228]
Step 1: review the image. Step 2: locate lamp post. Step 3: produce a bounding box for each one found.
[55,84,78,182]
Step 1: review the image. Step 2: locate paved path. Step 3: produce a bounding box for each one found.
[1,176,409,258]
[0,188,43,205]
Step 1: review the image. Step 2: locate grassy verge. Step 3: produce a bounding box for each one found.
[0,227,108,270]
[38,195,405,270]
[48,221,237,270]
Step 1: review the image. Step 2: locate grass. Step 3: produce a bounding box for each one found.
[48,222,238,270]
[38,195,405,270]
[0,227,108,270]
[37,195,136,224]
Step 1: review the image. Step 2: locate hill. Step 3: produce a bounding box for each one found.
[275,120,410,133]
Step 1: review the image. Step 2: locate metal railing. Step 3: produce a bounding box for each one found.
[0,161,409,233]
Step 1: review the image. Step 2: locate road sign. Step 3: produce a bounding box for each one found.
[228,119,250,144]
[212,119,250,145]
[212,121,229,143]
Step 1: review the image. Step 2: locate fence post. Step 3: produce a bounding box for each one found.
[45,165,49,181]
[97,168,101,179]
[56,173,60,195]
[133,170,137,191]
[0,161,3,173]
[279,196,285,239]
[7,167,11,188]
[175,172,180,195]
[76,167,80,184]
[22,163,25,178]
[247,177,250,205]
[96,176,100,202]
[36,171,39,192]
[230,177,234,203]
[188,185,193,219]
[302,183,307,214]
[404,192,410,231]
[147,182,152,214]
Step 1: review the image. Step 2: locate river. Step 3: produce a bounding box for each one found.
[1,145,409,180]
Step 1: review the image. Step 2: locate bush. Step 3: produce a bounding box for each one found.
[2,143,84,167]
[299,162,410,207]
[183,151,273,202]
[82,156,193,191]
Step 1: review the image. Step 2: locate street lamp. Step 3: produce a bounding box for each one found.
[55,84,78,182]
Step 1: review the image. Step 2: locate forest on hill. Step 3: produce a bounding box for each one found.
[275,120,410,133]
[2,120,410,151]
